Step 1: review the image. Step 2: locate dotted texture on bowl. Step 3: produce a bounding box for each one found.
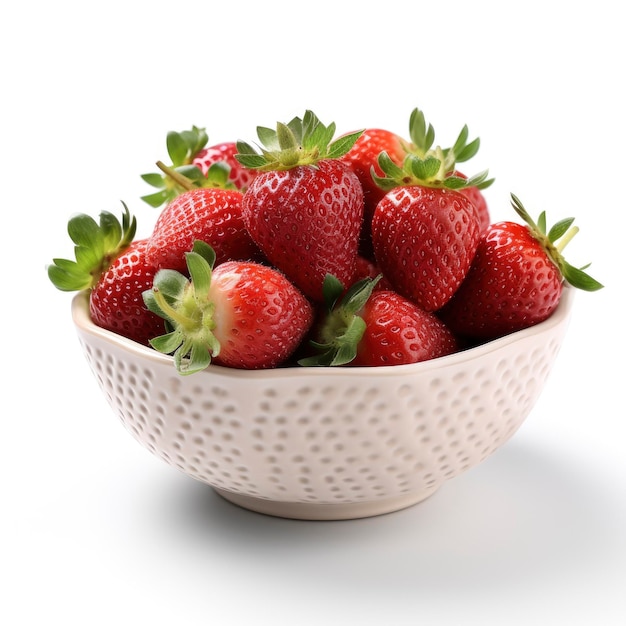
[75,314,569,510]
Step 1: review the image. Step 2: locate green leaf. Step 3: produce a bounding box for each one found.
[166,131,188,166]
[256,126,279,151]
[151,269,188,302]
[510,193,537,230]
[408,107,435,155]
[176,164,205,182]
[75,244,103,274]
[50,257,80,273]
[410,155,441,180]
[47,262,91,291]
[185,250,213,301]
[67,214,101,248]
[454,136,480,163]
[205,162,231,188]
[235,141,269,169]
[548,217,575,242]
[192,239,217,268]
[141,189,171,208]
[322,274,345,311]
[444,175,468,190]
[150,330,184,355]
[327,130,363,159]
[181,342,213,376]
[473,174,495,190]
[449,125,468,158]
[301,110,318,137]
[378,150,406,179]
[99,211,123,251]
[561,262,604,291]
[288,115,306,144]
[465,170,494,190]
[276,122,300,151]
[331,316,366,365]
[141,173,166,189]
[342,275,382,315]
[305,118,330,151]
[537,211,547,235]
[179,126,208,157]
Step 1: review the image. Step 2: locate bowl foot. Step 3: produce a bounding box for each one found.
[212,488,439,520]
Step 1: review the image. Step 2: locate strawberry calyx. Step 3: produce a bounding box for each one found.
[510,193,604,292]
[372,106,494,192]
[47,202,137,291]
[235,110,364,171]
[155,160,239,193]
[142,240,221,375]
[141,126,210,208]
[298,274,381,367]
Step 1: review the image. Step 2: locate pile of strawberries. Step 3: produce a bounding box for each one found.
[48,108,602,374]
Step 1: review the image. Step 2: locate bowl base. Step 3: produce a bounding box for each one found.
[212,487,439,520]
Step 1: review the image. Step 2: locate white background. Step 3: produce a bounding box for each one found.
[2,1,624,624]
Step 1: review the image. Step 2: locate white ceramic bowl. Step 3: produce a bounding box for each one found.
[71,287,574,520]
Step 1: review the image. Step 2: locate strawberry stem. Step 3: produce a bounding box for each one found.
[151,286,196,331]
[156,160,196,191]
[555,225,579,253]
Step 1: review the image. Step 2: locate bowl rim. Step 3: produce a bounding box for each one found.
[71,286,575,380]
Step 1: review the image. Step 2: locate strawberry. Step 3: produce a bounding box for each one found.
[192,140,258,191]
[235,110,364,302]
[299,275,458,367]
[340,128,408,257]
[370,107,493,311]
[143,241,314,373]
[372,185,483,313]
[47,204,165,346]
[438,194,603,340]
[145,163,259,273]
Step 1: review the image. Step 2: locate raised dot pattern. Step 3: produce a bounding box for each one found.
[77,326,566,506]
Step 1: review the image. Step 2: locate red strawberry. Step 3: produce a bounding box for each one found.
[143,241,314,372]
[299,275,458,367]
[340,128,408,257]
[370,107,493,311]
[193,141,258,191]
[438,194,603,340]
[236,111,364,302]
[145,181,259,274]
[48,204,164,346]
[88,239,164,345]
[372,185,482,312]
